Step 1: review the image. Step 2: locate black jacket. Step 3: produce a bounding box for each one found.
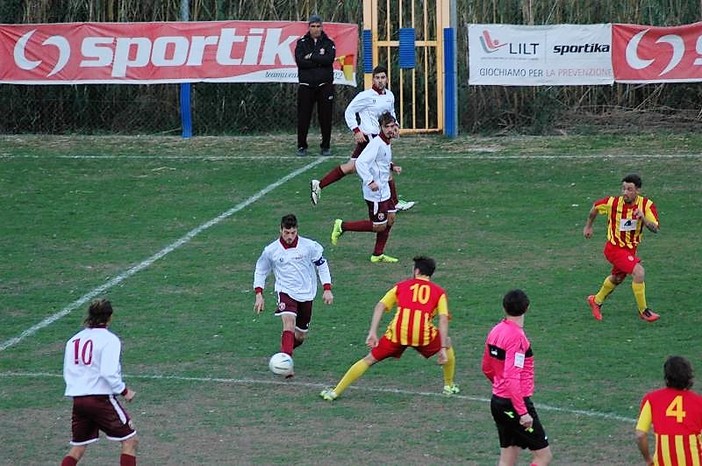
[295,31,336,87]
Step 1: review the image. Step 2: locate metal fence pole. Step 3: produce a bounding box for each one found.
[180,0,193,138]
[449,0,458,137]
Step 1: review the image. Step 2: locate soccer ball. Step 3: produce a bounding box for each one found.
[268,352,294,376]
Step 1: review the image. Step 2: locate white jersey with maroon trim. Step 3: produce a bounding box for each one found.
[253,236,331,302]
[355,134,392,203]
[64,327,127,397]
[344,87,396,136]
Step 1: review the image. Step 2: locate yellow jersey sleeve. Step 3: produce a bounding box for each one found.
[644,205,658,226]
[594,200,612,215]
[379,286,398,312]
[635,399,653,432]
[437,293,449,316]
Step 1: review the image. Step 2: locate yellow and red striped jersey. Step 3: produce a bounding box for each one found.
[594,195,659,249]
[380,277,448,347]
[636,387,702,466]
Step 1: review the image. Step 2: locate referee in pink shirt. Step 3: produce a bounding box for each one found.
[482,289,553,466]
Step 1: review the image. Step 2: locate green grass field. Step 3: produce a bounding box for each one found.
[1,133,701,465]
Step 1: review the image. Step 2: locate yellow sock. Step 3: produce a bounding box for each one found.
[443,346,456,386]
[632,282,647,312]
[333,359,371,395]
[595,277,617,304]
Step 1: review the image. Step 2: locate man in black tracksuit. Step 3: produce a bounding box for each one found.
[295,15,336,157]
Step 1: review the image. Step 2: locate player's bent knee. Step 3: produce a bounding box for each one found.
[633,265,645,281]
[69,445,87,460]
[341,162,356,174]
[122,436,139,455]
[363,354,378,366]
[533,446,552,465]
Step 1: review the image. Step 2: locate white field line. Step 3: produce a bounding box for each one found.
[0,158,326,352]
[0,371,636,423]
[1,153,702,160]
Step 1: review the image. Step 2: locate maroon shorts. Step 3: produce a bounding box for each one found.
[350,135,376,158]
[275,292,313,332]
[603,242,640,275]
[70,395,136,445]
[370,331,443,361]
[365,198,396,224]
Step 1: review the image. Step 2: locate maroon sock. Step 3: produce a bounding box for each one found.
[61,457,78,466]
[373,225,392,256]
[120,454,136,466]
[293,338,304,348]
[342,220,374,232]
[319,166,346,189]
[389,178,399,205]
[281,330,295,355]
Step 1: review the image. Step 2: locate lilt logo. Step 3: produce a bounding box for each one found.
[14,30,70,76]
[478,29,539,56]
[479,30,507,53]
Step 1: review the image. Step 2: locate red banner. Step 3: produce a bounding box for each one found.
[612,22,702,83]
[0,21,358,85]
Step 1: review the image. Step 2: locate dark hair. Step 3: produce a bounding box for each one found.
[84,299,113,328]
[378,111,396,127]
[413,255,436,277]
[372,65,388,76]
[280,214,298,229]
[308,14,323,24]
[664,355,694,390]
[622,173,642,188]
[503,289,530,316]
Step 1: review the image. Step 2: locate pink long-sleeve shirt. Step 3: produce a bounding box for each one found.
[482,318,535,416]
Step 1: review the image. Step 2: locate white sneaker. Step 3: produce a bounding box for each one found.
[320,388,338,401]
[395,199,416,211]
[310,180,321,206]
[443,384,460,395]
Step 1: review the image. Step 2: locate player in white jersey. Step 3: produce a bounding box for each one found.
[310,65,415,211]
[330,112,402,263]
[254,214,333,372]
[61,299,138,466]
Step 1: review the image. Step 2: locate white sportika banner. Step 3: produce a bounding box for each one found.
[469,24,613,86]
[0,21,358,85]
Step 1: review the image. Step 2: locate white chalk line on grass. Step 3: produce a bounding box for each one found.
[0,371,636,423]
[0,158,326,353]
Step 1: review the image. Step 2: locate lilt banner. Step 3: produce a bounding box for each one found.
[0,21,358,85]
[468,24,613,86]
